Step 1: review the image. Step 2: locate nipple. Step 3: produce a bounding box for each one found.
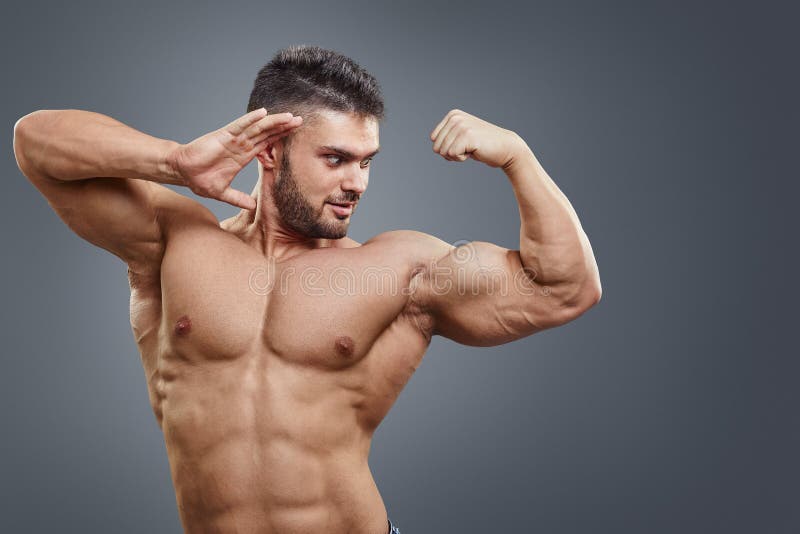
[334,335,355,357]
[174,315,192,336]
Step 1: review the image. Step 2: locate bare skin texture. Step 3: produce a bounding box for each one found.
[13,105,601,534]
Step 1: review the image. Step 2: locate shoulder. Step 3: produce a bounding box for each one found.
[363,230,460,275]
[149,183,219,234]
[362,229,455,264]
[360,231,452,340]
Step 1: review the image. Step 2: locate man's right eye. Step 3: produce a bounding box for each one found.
[326,155,343,165]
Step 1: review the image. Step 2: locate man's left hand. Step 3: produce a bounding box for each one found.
[429,109,526,168]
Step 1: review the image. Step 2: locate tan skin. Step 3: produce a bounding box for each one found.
[13,106,601,534]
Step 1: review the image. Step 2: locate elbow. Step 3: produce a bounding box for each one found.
[563,256,602,314]
[13,110,53,174]
[584,281,602,310]
[12,114,32,174]
[546,274,602,327]
[14,109,48,138]
[13,111,41,171]
[571,271,602,312]
[583,273,602,307]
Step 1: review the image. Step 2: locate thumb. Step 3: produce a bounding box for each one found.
[218,187,256,210]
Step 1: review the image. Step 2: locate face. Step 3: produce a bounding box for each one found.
[271,108,379,239]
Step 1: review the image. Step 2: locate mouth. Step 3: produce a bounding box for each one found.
[327,202,355,217]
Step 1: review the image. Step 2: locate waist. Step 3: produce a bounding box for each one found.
[180,500,389,534]
[167,432,383,523]
[173,460,387,534]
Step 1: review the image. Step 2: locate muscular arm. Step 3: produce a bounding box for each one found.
[504,141,601,310]
[13,109,183,185]
[412,110,601,346]
[12,108,300,272]
[12,109,184,271]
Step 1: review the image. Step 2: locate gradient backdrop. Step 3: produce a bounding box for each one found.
[1,1,798,533]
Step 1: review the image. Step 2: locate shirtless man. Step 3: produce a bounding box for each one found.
[12,45,601,534]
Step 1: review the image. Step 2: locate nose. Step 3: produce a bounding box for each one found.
[341,167,368,196]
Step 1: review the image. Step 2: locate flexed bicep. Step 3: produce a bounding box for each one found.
[416,237,582,346]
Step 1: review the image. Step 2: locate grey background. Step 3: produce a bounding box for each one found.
[1,1,798,533]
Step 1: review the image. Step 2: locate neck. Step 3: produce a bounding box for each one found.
[225,175,338,261]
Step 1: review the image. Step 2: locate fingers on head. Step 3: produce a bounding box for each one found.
[250,127,296,151]
[247,117,301,142]
[243,113,301,138]
[228,108,268,135]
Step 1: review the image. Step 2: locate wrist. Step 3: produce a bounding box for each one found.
[502,134,535,175]
[160,140,185,186]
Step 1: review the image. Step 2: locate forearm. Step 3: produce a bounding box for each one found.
[13,109,182,185]
[503,139,600,294]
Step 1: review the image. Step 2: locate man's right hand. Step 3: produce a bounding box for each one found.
[167,108,303,210]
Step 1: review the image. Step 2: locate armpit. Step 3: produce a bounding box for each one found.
[402,268,435,342]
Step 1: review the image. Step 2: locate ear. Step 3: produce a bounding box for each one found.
[256,141,281,171]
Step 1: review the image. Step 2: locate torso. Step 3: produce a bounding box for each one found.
[127,211,434,534]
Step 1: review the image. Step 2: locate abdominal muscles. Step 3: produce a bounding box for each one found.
[157,351,385,533]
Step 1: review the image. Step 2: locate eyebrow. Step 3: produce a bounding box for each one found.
[320,145,380,160]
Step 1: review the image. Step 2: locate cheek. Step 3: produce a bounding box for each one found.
[317,168,345,188]
[310,174,337,201]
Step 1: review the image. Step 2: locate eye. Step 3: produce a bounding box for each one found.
[360,158,373,168]
[326,155,343,165]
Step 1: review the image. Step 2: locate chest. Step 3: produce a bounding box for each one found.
[155,234,416,369]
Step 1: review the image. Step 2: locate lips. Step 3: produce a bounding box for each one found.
[328,202,354,216]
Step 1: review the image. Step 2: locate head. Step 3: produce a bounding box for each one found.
[247,45,384,239]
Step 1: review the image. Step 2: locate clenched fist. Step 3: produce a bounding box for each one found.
[430,109,525,169]
[167,108,303,209]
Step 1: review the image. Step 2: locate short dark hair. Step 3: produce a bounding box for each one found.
[247,45,385,129]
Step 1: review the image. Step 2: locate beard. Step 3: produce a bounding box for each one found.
[272,149,351,240]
